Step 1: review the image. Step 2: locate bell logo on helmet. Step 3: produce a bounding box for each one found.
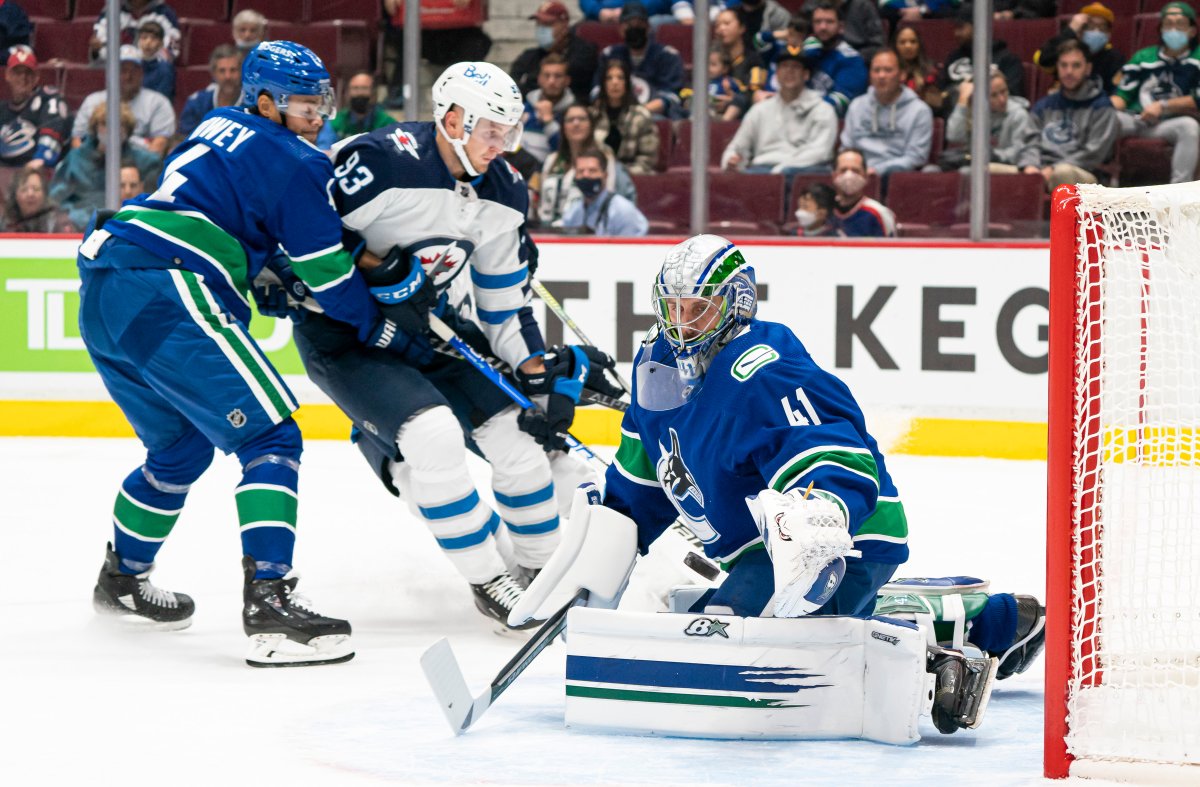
[462,64,492,86]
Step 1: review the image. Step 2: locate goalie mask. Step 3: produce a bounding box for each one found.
[645,235,756,401]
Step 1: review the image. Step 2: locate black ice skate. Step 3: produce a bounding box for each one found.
[471,572,541,631]
[928,645,998,734]
[995,595,1046,680]
[241,556,354,667]
[93,542,194,630]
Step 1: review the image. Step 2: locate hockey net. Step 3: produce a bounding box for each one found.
[1046,183,1200,780]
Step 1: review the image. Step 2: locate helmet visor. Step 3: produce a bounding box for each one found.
[470,117,523,152]
[283,88,336,121]
[653,286,729,351]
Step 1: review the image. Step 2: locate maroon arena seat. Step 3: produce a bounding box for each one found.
[59,63,107,110]
[885,171,964,236]
[631,171,787,234]
[894,19,959,66]
[1133,12,1163,52]
[653,118,672,173]
[181,21,231,68]
[669,119,740,170]
[631,172,689,233]
[30,19,94,63]
[994,18,1058,61]
[929,116,945,167]
[266,20,371,77]
[656,24,694,64]
[174,66,213,114]
[1057,0,1140,13]
[310,0,384,23]
[232,0,305,24]
[77,0,230,21]
[23,0,72,20]
[1116,137,1174,187]
[575,21,623,51]
[1141,0,1175,13]
[987,173,1047,233]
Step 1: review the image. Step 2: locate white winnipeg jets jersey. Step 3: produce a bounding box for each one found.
[331,122,544,368]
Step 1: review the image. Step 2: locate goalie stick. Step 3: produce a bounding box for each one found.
[531,278,632,395]
[427,315,609,468]
[421,588,589,734]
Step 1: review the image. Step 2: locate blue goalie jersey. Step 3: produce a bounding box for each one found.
[605,320,909,568]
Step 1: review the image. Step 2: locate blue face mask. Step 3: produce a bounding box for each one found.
[1162,28,1190,51]
[1081,29,1109,53]
[535,25,555,49]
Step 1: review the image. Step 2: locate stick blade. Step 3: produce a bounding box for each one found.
[420,638,475,735]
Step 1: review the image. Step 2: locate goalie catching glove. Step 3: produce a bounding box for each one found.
[747,487,859,618]
[516,345,619,451]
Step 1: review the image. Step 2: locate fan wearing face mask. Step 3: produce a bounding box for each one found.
[829,148,895,238]
[1108,1,1200,184]
[316,71,394,150]
[589,2,686,118]
[1033,3,1124,98]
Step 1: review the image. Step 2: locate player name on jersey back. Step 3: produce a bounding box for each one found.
[189,115,256,153]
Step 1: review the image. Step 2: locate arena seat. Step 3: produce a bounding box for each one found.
[59,63,106,109]
[947,172,1048,238]
[1140,0,1175,13]
[656,24,694,64]
[929,117,944,167]
[894,19,958,65]
[631,172,688,233]
[310,0,384,23]
[181,21,228,68]
[174,66,213,114]
[653,118,672,173]
[76,0,229,21]
[994,18,1058,61]
[1022,61,1052,104]
[1057,0,1139,14]
[885,171,964,237]
[1115,137,1173,187]
[708,172,787,234]
[267,20,371,76]
[1133,12,1162,51]
[30,19,94,63]
[23,0,72,20]
[668,119,740,170]
[232,0,303,24]
[576,21,623,51]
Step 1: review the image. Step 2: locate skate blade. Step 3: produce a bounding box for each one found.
[92,599,193,632]
[245,633,355,668]
[964,656,999,730]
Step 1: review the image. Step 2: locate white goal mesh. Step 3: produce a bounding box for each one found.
[1065,183,1200,768]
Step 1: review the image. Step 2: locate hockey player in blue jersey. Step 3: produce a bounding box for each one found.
[512,235,1046,733]
[76,41,410,667]
[277,61,620,629]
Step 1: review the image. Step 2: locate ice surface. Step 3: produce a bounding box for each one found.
[2,438,1051,785]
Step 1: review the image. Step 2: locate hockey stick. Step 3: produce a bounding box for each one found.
[421,588,588,734]
[427,314,609,468]
[530,278,632,395]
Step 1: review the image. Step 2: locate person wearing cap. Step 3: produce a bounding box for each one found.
[591,2,685,117]
[136,19,176,101]
[935,3,1024,117]
[71,44,176,157]
[840,47,933,176]
[512,2,598,104]
[1034,3,1125,97]
[1109,1,1200,183]
[0,46,70,170]
[721,46,837,174]
[90,0,181,64]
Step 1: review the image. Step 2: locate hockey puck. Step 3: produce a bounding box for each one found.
[683,551,721,581]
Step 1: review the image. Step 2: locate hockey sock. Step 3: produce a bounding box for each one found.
[111,465,188,574]
[965,592,1019,654]
[236,421,302,580]
[398,406,506,584]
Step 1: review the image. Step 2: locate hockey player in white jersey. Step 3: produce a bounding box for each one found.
[510,235,1046,736]
[283,62,620,629]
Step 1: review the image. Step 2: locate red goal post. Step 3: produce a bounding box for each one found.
[1046,183,1200,781]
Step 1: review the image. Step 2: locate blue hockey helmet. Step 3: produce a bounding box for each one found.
[241,40,335,120]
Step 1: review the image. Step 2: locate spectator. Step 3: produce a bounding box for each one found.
[722,48,836,174]
[682,50,744,118]
[755,13,809,98]
[52,101,162,228]
[521,53,576,163]
[91,0,180,63]
[593,58,659,174]
[994,0,1056,21]
[539,104,637,225]
[1034,3,1125,96]
[0,47,70,171]
[512,2,598,104]
[0,0,30,53]
[937,4,1024,113]
[119,162,144,202]
[382,0,492,108]
[1027,40,1117,189]
[879,0,957,29]
[840,48,933,176]
[894,25,943,112]
[830,148,895,237]
[713,8,767,119]
[583,0,692,24]
[806,0,868,118]
[1109,1,1200,184]
[177,45,243,142]
[73,46,175,157]
[732,0,792,44]
[560,149,648,235]
[941,70,1039,172]
[316,72,394,151]
[800,0,884,59]
[232,9,266,53]
[0,166,73,233]
[136,20,175,101]
[592,2,685,117]
[793,181,841,237]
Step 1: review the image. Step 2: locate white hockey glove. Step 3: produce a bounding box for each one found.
[746,487,859,618]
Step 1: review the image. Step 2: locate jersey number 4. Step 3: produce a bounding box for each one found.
[150,143,210,203]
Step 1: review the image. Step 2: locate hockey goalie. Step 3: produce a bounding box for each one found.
[510,235,1045,743]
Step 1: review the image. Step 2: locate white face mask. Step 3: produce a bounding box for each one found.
[834,171,866,196]
[794,208,818,227]
[535,25,556,48]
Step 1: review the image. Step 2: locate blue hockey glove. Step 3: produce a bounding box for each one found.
[515,346,591,451]
[251,253,310,321]
[361,245,437,337]
[368,316,435,367]
[573,345,624,399]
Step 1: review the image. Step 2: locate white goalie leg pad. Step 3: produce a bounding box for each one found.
[507,484,638,627]
[564,608,932,744]
[549,450,601,518]
[473,407,560,569]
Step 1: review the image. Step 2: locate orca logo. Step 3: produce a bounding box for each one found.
[657,428,719,543]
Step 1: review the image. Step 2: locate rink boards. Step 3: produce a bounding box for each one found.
[0,235,1050,458]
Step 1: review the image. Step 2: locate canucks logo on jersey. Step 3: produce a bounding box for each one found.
[657,428,719,543]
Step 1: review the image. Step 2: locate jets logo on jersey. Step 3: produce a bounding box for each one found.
[390,128,420,159]
[406,237,475,288]
[657,428,719,543]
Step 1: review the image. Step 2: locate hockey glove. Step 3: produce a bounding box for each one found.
[573,345,625,400]
[251,253,310,321]
[515,345,591,451]
[361,245,438,336]
[368,316,435,367]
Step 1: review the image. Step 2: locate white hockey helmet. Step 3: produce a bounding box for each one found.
[652,234,757,384]
[432,61,525,177]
